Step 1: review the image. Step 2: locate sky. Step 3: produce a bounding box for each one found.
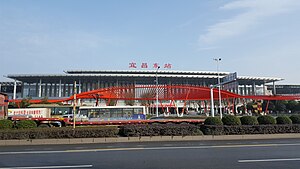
[1,0,300,84]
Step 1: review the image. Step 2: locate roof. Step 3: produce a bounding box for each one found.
[6,70,283,85]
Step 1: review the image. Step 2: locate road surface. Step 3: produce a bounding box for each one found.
[0,138,300,169]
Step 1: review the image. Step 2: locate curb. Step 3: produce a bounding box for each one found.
[1,133,300,146]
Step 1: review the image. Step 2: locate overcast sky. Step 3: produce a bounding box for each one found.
[1,0,300,84]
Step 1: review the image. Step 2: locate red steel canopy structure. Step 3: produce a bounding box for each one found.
[9,85,300,104]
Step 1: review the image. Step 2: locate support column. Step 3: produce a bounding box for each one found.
[49,84,52,97]
[252,82,256,95]
[54,83,57,97]
[35,82,39,97]
[67,84,71,97]
[38,79,42,98]
[21,82,24,98]
[273,81,276,95]
[263,82,266,95]
[13,80,17,100]
[78,80,81,105]
[44,83,48,97]
[59,80,62,97]
[63,83,66,97]
[78,80,82,93]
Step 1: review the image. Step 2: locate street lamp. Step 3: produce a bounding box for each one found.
[156,66,160,117]
[210,85,215,117]
[214,58,222,119]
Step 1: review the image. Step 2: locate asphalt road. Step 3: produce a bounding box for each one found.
[1,138,300,169]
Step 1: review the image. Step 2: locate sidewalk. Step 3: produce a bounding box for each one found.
[1,133,300,146]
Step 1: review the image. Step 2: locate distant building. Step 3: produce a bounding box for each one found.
[267,85,300,95]
[0,70,284,101]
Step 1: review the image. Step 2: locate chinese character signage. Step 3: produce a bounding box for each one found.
[129,62,172,69]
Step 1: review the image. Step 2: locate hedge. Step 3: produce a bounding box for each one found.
[276,116,292,125]
[0,120,13,129]
[120,123,203,137]
[240,116,258,125]
[290,115,300,124]
[15,120,37,129]
[204,117,223,125]
[201,125,300,135]
[222,115,241,125]
[0,126,119,140]
[257,115,276,125]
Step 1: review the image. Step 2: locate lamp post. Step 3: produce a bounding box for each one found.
[214,58,222,119]
[210,85,215,117]
[156,66,160,117]
[73,81,77,129]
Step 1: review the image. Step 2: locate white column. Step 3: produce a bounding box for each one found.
[78,80,81,105]
[13,80,17,100]
[252,82,256,95]
[273,81,276,95]
[38,79,42,97]
[59,80,62,97]
[78,80,82,93]
[263,82,266,95]
[210,85,215,117]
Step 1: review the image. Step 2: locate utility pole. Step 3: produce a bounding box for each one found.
[156,66,160,117]
[214,58,222,119]
[73,81,77,129]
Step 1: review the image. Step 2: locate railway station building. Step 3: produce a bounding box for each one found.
[0,70,284,101]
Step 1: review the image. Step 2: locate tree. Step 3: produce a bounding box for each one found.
[40,97,51,104]
[246,101,254,112]
[124,92,135,106]
[262,101,275,113]
[275,100,287,112]
[286,100,298,113]
[105,99,117,106]
[8,97,31,108]
[139,92,155,106]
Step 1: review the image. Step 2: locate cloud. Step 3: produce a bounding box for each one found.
[199,0,300,45]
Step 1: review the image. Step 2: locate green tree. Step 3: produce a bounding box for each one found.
[8,98,31,108]
[275,101,287,112]
[286,100,298,113]
[262,101,275,112]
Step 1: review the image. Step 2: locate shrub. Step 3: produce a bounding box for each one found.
[240,116,258,125]
[0,120,13,129]
[204,117,223,125]
[257,115,276,125]
[0,126,119,140]
[15,120,37,129]
[290,115,300,124]
[201,125,224,135]
[276,116,292,124]
[222,115,241,125]
[120,123,203,137]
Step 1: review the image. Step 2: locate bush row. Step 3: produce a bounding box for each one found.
[204,115,300,125]
[0,120,37,129]
[120,123,203,137]
[201,125,300,135]
[2,123,300,139]
[0,126,119,140]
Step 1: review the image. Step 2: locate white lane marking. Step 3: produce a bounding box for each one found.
[0,164,93,169]
[239,158,300,163]
[1,142,300,155]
